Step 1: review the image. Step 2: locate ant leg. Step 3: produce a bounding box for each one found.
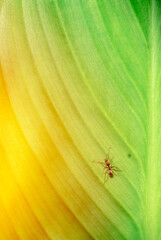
[103,166,108,170]
[111,165,120,169]
[111,166,117,169]
[103,167,108,176]
[116,169,121,172]
[106,147,111,158]
[113,171,118,176]
[92,161,105,165]
[111,166,121,171]
[113,166,120,169]
[104,171,108,184]
[109,158,113,165]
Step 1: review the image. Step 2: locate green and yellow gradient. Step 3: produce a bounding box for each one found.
[0,1,161,239]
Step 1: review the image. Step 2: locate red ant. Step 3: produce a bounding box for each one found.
[93,148,121,183]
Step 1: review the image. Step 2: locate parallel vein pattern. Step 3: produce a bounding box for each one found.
[0,0,161,240]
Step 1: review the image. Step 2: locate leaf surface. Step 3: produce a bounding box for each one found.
[0,0,161,239]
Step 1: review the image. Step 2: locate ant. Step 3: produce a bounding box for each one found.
[93,148,121,183]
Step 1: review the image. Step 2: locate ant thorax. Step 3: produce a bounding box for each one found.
[105,159,110,167]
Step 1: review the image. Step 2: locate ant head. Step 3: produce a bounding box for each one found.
[105,158,108,163]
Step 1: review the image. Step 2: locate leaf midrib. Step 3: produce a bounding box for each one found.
[146,1,158,239]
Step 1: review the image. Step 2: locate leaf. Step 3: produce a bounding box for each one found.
[0,0,161,239]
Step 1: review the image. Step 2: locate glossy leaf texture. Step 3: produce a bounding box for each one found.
[0,0,161,239]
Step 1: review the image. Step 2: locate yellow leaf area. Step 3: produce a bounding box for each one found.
[0,69,95,240]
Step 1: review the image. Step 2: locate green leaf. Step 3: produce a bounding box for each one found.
[0,0,161,239]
